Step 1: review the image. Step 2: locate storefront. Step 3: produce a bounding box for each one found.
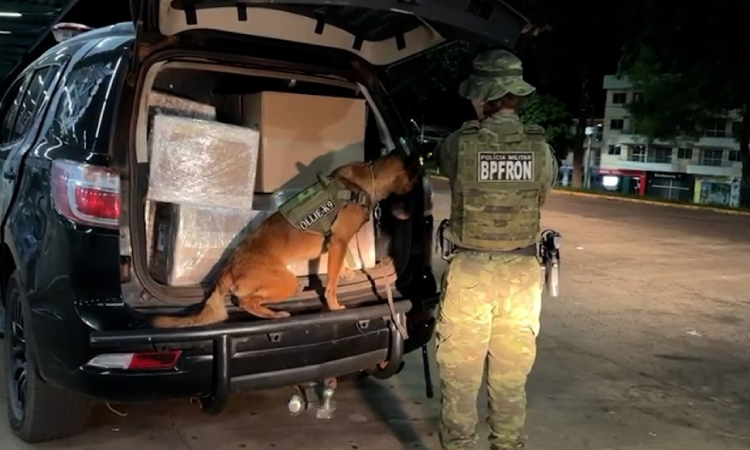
[595,168,647,195]
[645,172,695,202]
[694,176,740,207]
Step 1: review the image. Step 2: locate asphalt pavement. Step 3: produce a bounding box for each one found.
[2,182,750,449]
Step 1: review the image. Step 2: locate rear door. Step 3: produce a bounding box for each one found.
[130,0,535,67]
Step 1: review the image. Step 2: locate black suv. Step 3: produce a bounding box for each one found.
[0,0,531,443]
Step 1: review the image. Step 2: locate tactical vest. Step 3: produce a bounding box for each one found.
[278,174,370,236]
[447,117,548,252]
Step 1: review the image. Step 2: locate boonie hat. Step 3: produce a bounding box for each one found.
[458,49,536,101]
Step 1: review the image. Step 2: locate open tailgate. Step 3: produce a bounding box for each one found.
[130,0,536,66]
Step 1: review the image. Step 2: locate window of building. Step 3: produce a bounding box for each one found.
[612,93,627,104]
[593,149,601,166]
[608,145,621,155]
[701,149,724,166]
[649,146,673,163]
[677,148,693,160]
[610,119,624,131]
[703,119,727,138]
[629,145,646,162]
[648,178,692,201]
[728,150,741,162]
[632,93,643,103]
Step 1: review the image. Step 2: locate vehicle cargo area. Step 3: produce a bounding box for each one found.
[131,63,404,313]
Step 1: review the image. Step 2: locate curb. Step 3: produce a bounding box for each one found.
[426,174,750,217]
[551,190,750,216]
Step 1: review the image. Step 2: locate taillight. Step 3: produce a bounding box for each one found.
[50,159,120,229]
[85,351,182,371]
[423,177,434,217]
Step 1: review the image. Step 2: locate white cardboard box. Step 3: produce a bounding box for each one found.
[243,91,366,193]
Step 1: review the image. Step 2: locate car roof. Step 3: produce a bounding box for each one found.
[53,22,135,48]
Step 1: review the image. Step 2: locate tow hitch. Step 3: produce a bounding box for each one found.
[287,377,338,419]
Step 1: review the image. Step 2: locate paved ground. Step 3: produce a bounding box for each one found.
[2,182,750,449]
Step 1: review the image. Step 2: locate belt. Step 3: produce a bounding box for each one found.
[454,244,537,258]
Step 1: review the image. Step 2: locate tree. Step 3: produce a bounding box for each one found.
[519,93,573,161]
[618,0,750,205]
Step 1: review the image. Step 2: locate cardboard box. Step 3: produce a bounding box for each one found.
[149,196,376,286]
[147,115,260,209]
[243,91,366,193]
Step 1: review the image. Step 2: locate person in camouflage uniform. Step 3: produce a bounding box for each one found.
[434,49,558,450]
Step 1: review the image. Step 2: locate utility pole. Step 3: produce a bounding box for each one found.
[584,126,595,189]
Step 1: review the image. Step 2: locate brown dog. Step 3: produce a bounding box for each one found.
[152,152,418,328]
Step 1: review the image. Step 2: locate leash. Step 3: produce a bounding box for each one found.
[385,281,408,340]
[369,161,408,340]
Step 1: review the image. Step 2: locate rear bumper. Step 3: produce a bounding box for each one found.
[82,302,411,412]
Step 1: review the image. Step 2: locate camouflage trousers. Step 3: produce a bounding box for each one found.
[435,250,542,450]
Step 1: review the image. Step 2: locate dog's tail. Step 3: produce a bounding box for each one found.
[151,273,232,329]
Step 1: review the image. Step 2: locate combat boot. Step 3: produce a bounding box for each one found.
[490,441,525,450]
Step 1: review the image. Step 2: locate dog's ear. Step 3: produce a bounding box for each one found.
[385,149,400,159]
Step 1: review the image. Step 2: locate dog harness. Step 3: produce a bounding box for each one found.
[278,173,372,236]
[279,170,409,342]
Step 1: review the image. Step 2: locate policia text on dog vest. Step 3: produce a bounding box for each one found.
[447,115,552,252]
[278,174,370,236]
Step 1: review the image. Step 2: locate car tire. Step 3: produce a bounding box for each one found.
[4,271,92,443]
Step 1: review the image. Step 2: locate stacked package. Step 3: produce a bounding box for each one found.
[150,205,267,286]
[144,92,217,264]
[146,90,376,287]
[145,92,261,286]
[243,91,367,192]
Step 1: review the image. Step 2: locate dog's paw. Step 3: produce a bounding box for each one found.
[328,303,346,311]
[271,311,291,319]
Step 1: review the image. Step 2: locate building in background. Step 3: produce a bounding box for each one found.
[600,75,742,207]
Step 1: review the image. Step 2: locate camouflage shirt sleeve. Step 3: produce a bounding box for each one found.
[436,130,461,181]
[540,143,559,205]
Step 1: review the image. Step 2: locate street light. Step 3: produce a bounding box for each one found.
[584,126,595,189]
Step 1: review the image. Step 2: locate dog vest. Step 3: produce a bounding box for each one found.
[279,173,372,236]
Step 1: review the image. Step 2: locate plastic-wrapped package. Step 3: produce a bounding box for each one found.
[150,203,270,286]
[148,91,217,120]
[144,92,218,265]
[149,197,377,286]
[147,115,260,209]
